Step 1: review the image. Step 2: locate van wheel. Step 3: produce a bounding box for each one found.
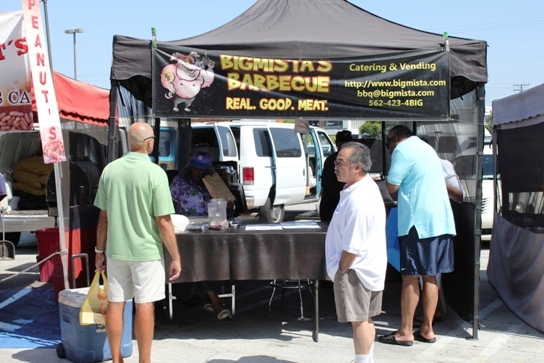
[56,343,66,358]
[259,199,285,224]
[4,232,20,247]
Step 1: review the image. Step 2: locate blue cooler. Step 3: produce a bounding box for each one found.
[58,288,133,363]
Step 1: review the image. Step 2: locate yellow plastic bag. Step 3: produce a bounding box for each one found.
[79,271,109,326]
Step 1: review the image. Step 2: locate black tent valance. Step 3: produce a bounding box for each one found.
[110,0,487,113]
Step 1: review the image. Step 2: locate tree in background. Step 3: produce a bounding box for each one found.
[359,121,381,137]
[485,112,492,134]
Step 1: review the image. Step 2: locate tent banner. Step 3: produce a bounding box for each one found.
[0,11,33,132]
[22,1,66,163]
[152,47,450,120]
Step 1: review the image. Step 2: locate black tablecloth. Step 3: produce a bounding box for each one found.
[165,224,328,283]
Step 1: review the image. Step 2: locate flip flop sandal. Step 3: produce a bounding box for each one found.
[378,333,413,346]
[413,329,437,343]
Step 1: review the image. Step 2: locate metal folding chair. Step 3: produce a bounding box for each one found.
[0,209,15,260]
[268,279,314,320]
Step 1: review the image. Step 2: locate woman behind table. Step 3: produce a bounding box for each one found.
[171,151,214,216]
[170,151,231,320]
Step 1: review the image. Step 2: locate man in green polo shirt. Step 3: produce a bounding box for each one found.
[94,122,181,363]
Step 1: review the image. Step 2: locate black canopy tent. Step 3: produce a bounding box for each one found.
[111,0,486,107]
[488,83,544,333]
[108,0,487,337]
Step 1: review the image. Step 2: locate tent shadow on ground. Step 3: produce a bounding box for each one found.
[153,280,352,342]
[0,263,42,289]
[1,262,35,273]
[151,259,544,345]
[1,259,544,363]
[0,286,60,349]
[11,348,63,363]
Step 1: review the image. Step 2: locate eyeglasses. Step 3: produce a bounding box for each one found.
[334,159,349,168]
[143,136,155,142]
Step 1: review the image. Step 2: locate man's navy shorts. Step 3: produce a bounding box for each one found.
[399,226,454,276]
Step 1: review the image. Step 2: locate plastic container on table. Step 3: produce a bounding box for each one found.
[207,198,228,230]
[57,287,133,363]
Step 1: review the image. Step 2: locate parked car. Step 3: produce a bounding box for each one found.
[453,142,497,241]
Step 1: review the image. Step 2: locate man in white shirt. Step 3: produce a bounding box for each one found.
[325,142,387,363]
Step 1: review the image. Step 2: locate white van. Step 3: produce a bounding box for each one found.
[190,121,335,223]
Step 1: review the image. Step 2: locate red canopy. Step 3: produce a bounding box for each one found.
[32,72,109,125]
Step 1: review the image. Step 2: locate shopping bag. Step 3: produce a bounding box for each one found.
[386,207,401,271]
[79,270,109,326]
[203,173,235,202]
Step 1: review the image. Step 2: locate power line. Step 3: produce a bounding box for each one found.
[435,18,544,34]
[513,83,530,92]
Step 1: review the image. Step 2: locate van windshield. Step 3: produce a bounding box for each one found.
[453,154,498,180]
[483,155,494,179]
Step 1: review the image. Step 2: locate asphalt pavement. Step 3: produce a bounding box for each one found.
[2,204,544,363]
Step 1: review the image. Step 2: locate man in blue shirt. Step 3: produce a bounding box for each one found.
[379,125,455,346]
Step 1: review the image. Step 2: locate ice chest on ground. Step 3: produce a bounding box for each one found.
[58,287,133,363]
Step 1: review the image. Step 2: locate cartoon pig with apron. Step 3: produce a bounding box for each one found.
[160,51,215,112]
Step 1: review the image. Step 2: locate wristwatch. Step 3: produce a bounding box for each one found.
[95,246,104,254]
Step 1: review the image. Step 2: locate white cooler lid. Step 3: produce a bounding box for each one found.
[58,287,91,308]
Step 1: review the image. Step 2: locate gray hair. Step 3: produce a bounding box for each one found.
[343,141,372,173]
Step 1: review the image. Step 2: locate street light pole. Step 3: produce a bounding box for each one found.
[42,0,54,70]
[64,28,84,79]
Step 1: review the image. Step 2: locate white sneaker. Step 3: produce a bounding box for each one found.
[217,309,231,320]
[203,303,214,313]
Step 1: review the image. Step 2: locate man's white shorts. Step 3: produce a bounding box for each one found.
[106,259,165,304]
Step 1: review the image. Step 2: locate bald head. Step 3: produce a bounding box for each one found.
[128,122,155,153]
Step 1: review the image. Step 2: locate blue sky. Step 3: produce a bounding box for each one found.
[3,0,543,107]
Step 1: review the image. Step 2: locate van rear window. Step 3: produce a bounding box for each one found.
[270,128,302,158]
[192,128,219,147]
[253,128,272,157]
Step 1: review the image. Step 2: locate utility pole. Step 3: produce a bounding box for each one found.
[513,83,529,92]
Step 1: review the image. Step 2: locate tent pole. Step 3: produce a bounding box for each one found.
[53,163,69,291]
[107,82,119,163]
[471,83,486,340]
[152,117,161,163]
[381,122,387,174]
[42,0,69,291]
[42,0,53,70]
